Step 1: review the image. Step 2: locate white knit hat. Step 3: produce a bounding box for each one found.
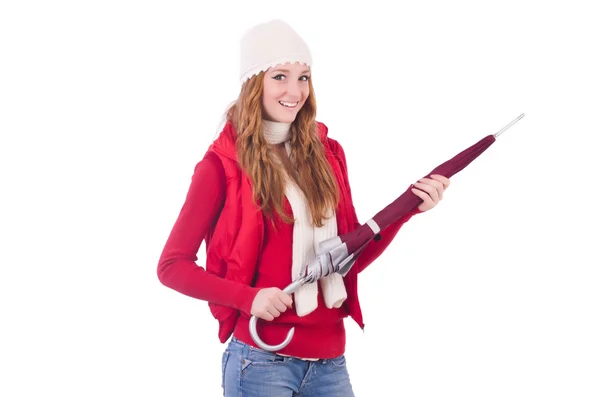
[239,19,312,84]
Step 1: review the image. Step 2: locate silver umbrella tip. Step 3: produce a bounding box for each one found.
[493,113,525,138]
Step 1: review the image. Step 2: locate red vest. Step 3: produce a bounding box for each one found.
[204,120,363,343]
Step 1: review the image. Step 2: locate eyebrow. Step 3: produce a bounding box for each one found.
[270,68,311,74]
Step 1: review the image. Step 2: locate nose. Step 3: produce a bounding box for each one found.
[286,79,302,100]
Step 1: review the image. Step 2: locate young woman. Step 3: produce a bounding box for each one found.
[157,19,450,396]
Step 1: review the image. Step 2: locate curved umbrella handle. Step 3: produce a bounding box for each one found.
[249,280,303,352]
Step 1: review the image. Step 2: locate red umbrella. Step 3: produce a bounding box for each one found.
[250,113,525,351]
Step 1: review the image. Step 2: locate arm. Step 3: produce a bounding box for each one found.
[354,206,420,273]
[156,152,258,315]
[331,140,421,274]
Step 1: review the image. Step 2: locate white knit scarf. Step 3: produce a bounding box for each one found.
[263,120,347,316]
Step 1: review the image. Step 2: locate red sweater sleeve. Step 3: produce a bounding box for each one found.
[157,152,258,315]
[331,140,421,274]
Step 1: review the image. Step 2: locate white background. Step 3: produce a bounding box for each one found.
[1,0,599,396]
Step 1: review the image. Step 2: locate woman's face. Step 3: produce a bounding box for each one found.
[261,62,310,123]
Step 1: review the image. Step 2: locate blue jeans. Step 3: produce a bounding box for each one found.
[221,337,355,396]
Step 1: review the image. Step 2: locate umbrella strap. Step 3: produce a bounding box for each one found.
[366,219,380,234]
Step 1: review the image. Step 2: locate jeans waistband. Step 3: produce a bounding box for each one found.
[230,337,322,361]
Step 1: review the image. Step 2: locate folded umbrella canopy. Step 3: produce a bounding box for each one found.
[250,113,525,352]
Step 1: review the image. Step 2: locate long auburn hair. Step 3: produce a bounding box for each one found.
[226,71,339,227]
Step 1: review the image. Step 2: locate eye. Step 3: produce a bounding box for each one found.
[299,75,310,81]
[273,74,286,81]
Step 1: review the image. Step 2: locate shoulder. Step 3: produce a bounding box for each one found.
[193,151,226,185]
[316,121,347,163]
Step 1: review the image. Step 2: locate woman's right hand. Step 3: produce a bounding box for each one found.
[250,287,293,321]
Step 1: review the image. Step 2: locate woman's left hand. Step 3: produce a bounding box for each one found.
[411,174,451,212]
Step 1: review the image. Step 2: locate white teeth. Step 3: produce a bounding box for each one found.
[279,101,298,108]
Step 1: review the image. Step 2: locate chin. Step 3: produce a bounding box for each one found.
[277,113,297,123]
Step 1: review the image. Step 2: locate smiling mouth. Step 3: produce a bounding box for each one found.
[279,101,299,108]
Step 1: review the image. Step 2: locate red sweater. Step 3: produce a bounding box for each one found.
[158,150,420,358]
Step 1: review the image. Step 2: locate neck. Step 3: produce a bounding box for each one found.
[263,120,291,144]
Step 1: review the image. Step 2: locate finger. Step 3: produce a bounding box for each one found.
[273,299,288,313]
[266,305,281,319]
[414,182,440,202]
[418,177,442,187]
[278,291,293,308]
[411,188,434,206]
[260,310,275,321]
[428,178,445,199]
[417,178,444,200]
[286,299,293,309]
[430,174,451,188]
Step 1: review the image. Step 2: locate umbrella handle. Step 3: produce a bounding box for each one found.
[249,280,303,352]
